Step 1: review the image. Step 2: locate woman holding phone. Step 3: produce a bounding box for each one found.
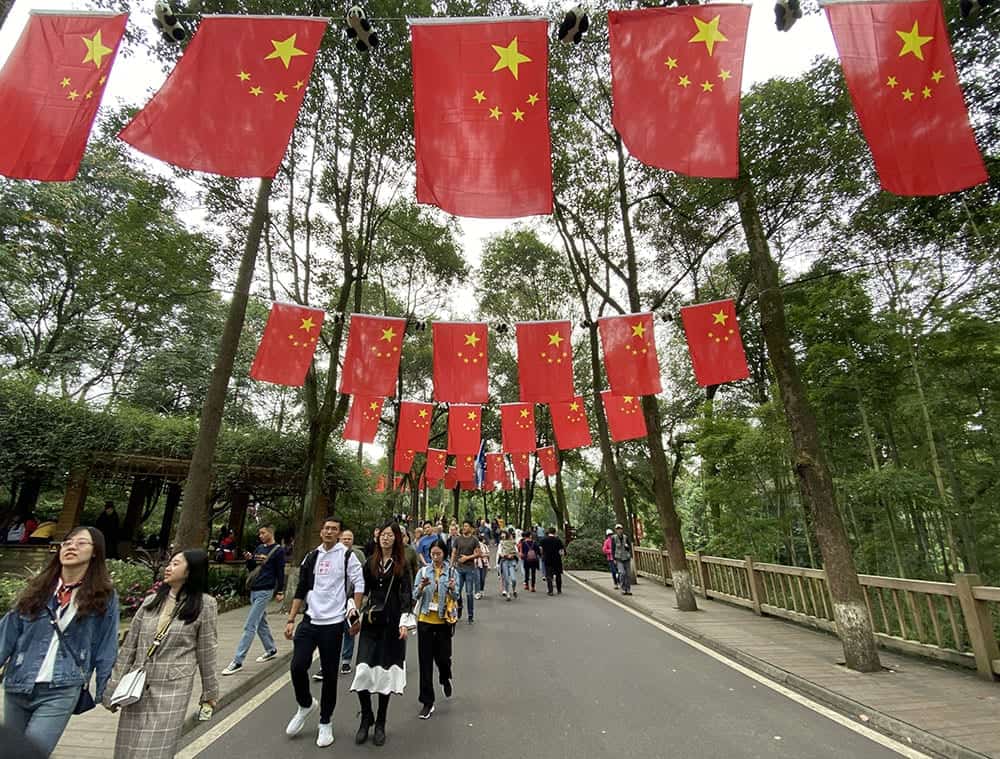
[412,539,458,720]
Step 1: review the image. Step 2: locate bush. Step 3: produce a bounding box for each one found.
[207,566,246,602]
[564,538,608,571]
[107,559,155,617]
[0,575,26,615]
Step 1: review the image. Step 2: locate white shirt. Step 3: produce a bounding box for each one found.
[37,588,77,683]
[304,542,364,625]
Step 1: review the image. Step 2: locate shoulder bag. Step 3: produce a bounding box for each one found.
[43,606,96,715]
[245,544,281,589]
[109,599,181,708]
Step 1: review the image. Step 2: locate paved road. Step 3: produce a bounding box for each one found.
[180,577,914,759]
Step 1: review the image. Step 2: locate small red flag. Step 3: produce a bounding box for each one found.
[537,446,558,477]
[444,468,458,490]
[0,12,128,181]
[501,467,513,491]
[483,480,495,492]
[393,475,406,492]
[550,395,592,450]
[501,403,536,453]
[598,313,662,396]
[680,299,750,387]
[411,18,553,218]
[397,401,434,452]
[453,453,476,481]
[447,404,481,454]
[460,480,479,492]
[824,0,986,195]
[342,395,383,443]
[426,449,447,483]
[375,475,387,493]
[120,17,326,177]
[249,302,325,386]
[601,391,648,442]
[515,321,575,402]
[486,453,505,484]
[511,451,531,483]
[433,322,489,403]
[608,6,750,178]
[340,315,406,397]
[393,447,416,474]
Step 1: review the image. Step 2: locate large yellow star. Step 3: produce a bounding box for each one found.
[369,401,379,411]
[418,408,429,419]
[631,322,646,338]
[491,37,532,80]
[896,21,933,61]
[569,401,580,412]
[82,30,113,68]
[299,316,316,332]
[519,408,530,418]
[712,310,728,326]
[689,15,728,57]
[381,327,397,342]
[467,410,478,421]
[547,332,564,347]
[265,34,307,69]
[464,332,481,347]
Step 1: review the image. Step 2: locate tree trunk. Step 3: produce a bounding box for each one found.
[734,167,880,672]
[177,178,272,550]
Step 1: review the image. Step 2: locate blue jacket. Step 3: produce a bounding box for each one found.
[246,543,286,592]
[412,563,459,621]
[0,591,119,699]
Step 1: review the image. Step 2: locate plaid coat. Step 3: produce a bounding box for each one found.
[105,593,219,759]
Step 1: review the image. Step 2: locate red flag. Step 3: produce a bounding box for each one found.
[598,313,662,396]
[375,475,387,493]
[393,475,406,491]
[250,302,325,386]
[393,447,416,474]
[516,321,575,402]
[608,6,750,178]
[453,453,476,481]
[511,451,531,482]
[444,468,458,490]
[486,453,505,484]
[433,322,489,403]
[680,299,750,387]
[501,467,513,491]
[537,446,558,477]
[483,480,495,492]
[426,449,447,483]
[120,17,326,178]
[0,12,127,181]
[397,401,434,452]
[460,480,479,492]
[824,0,986,195]
[550,396,592,450]
[601,391,648,442]
[501,403,536,453]
[340,315,406,397]
[411,18,553,218]
[342,395,383,443]
[447,404,481,454]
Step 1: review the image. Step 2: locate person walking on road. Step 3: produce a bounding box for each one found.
[350,523,415,747]
[498,529,519,600]
[105,549,218,759]
[519,531,540,592]
[611,524,633,595]
[539,527,565,595]
[413,540,458,720]
[450,520,481,624]
[313,530,366,683]
[602,529,620,589]
[474,534,490,599]
[0,527,119,758]
[284,516,365,748]
[222,525,284,676]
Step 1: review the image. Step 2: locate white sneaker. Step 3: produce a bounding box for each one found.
[286,699,318,736]
[316,722,334,747]
[221,662,242,675]
[255,649,278,662]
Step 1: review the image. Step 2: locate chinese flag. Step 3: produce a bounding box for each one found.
[501,467,513,491]
[120,17,326,178]
[511,451,531,483]
[453,453,476,481]
[411,18,552,218]
[516,321,575,403]
[598,313,662,396]
[486,453,506,484]
[250,302,325,386]
[537,446,558,477]
[550,396,592,450]
[824,0,986,195]
[444,468,458,490]
[426,449,447,483]
[375,475,387,493]
[608,6,750,178]
[447,404,481,454]
[397,401,434,452]
[601,391,648,442]
[342,395,383,443]
[340,315,406,397]
[0,12,127,181]
[393,447,416,474]
[433,322,489,403]
[501,403,536,453]
[680,299,750,387]
[460,480,479,492]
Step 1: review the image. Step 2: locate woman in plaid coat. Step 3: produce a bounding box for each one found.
[104,549,219,759]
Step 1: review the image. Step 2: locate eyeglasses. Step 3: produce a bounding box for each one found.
[61,539,93,549]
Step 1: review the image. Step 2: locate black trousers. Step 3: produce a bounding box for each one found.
[546,570,563,593]
[417,621,452,706]
[290,618,344,722]
[524,566,537,587]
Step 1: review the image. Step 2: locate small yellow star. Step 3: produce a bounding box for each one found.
[491,37,532,80]
[886,75,898,88]
[299,317,316,332]
[701,80,715,92]
[67,90,79,100]
[293,80,305,90]
[665,56,678,70]
[902,88,915,101]
[464,332,481,347]
[85,90,93,99]
[381,327,397,342]
[896,20,933,61]
[678,75,691,88]
[931,69,944,83]
[237,71,251,81]
[249,86,263,96]
[60,77,71,88]
[631,322,646,338]
[473,89,486,103]
[512,108,525,122]
[274,90,288,103]
[527,93,539,106]
[712,310,728,326]
[718,69,732,81]
[99,75,106,85]
[922,86,932,99]
[689,15,728,57]
[265,34,307,69]
[489,106,502,120]
[81,30,113,68]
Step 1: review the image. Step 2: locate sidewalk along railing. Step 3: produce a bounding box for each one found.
[632,546,1000,681]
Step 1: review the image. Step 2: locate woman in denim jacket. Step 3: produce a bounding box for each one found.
[0,526,119,756]
[412,540,458,720]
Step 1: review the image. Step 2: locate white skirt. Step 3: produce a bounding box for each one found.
[350,662,406,695]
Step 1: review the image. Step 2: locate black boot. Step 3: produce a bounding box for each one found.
[373,722,386,746]
[355,712,373,745]
[373,693,389,745]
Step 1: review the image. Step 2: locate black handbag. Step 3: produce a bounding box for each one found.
[44,606,96,714]
[360,575,394,625]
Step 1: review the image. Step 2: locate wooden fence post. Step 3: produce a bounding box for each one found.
[746,555,765,616]
[955,574,1000,680]
[659,550,670,586]
[695,552,709,598]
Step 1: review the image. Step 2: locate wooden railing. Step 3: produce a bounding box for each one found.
[633,547,1000,681]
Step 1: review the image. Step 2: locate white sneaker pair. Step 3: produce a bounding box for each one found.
[286,699,323,740]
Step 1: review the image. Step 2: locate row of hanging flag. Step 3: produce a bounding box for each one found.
[0,0,986,216]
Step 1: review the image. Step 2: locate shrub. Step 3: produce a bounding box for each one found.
[564,538,608,571]
[0,575,26,615]
[107,559,155,616]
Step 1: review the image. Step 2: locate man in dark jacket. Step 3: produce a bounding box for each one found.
[539,526,565,595]
[222,524,285,674]
[611,523,633,595]
[95,501,120,559]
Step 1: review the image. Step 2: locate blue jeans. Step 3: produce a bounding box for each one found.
[478,566,487,593]
[4,683,80,756]
[500,560,518,595]
[608,559,620,585]
[456,567,477,619]
[341,628,354,664]
[616,559,632,592]
[233,588,276,665]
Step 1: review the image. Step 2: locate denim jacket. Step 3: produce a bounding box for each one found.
[412,563,459,621]
[0,591,119,699]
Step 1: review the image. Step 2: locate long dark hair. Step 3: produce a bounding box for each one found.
[15,526,113,618]
[148,549,209,624]
[368,522,405,577]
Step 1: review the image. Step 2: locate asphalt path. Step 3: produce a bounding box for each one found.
[180,577,917,759]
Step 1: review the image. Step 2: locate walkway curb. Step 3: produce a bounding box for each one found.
[570,572,989,759]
